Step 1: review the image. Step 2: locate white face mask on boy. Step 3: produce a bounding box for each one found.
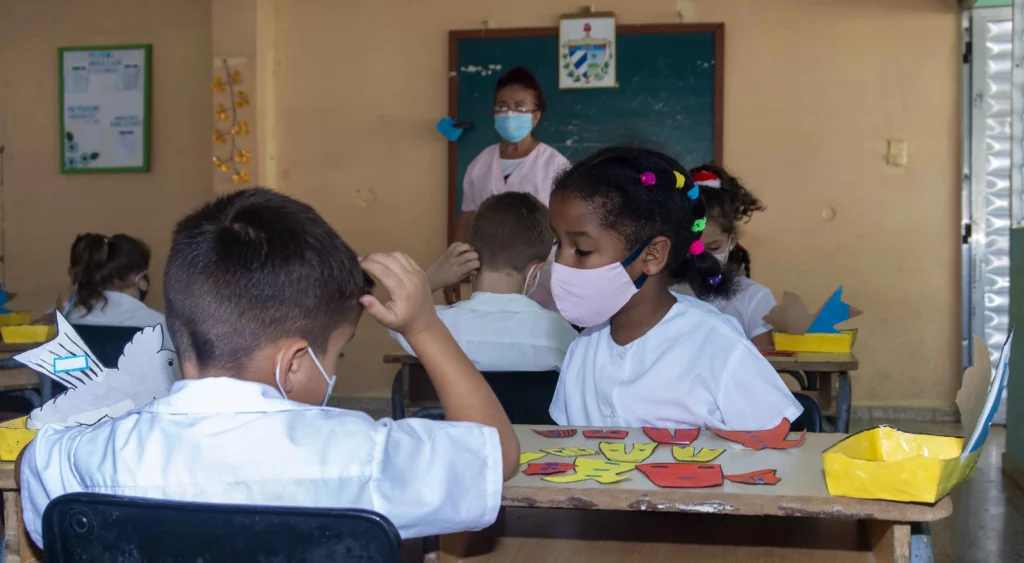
[275,348,337,407]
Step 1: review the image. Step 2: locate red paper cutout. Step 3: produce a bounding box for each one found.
[533,428,578,438]
[523,462,576,476]
[642,426,700,445]
[724,469,781,485]
[637,463,723,488]
[709,419,806,450]
[583,429,628,439]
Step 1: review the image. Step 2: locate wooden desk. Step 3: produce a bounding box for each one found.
[0,463,42,563]
[442,425,950,562]
[768,353,859,433]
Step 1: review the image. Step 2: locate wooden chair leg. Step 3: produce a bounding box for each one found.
[864,520,910,563]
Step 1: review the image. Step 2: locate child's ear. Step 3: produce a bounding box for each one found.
[642,236,671,276]
[274,338,311,394]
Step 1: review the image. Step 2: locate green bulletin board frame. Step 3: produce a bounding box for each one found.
[58,44,152,174]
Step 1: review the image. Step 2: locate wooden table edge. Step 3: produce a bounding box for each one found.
[501,487,952,522]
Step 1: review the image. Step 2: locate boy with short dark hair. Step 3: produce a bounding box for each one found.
[20,188,519,546]
[393,192,577,372]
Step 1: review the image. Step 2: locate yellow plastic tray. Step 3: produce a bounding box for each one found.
[772,329,858,353]
[0,312,31,327]
[1,325,57,343]
[0,417,37,461]
[822,426,980,503]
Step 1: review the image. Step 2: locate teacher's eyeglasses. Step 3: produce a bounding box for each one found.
[493,105,536,115]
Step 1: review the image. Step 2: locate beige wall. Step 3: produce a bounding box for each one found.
[271,0,962,406]
[0,0,213,314]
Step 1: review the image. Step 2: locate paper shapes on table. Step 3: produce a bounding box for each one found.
[710,419,806,451]
[524,462,576,476]
[435,117,465,141]
[643,426,699,445]
[519,452,547,465]
[672,446,725,463]
[638,463,723,488]
[541,446,599,457]
[14,313,180,429]
[724,469,781,485]
[583,429,628,439]
[542,458,636,484]
[764,286,861,335]
[533,428,577,438]
[599,442,657,463]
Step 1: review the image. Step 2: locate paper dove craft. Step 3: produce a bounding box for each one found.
[764,286,861,353]
[15,313,180,429]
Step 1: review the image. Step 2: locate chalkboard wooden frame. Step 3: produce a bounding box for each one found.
[447,23,725,244]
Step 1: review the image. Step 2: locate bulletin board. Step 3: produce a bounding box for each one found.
[59,44,151,173]
[448,24,724,242]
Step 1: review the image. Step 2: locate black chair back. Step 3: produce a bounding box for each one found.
[71,325,145,368]
[482,370,559,425]
[790,392,823,433]
[43,493,402,563]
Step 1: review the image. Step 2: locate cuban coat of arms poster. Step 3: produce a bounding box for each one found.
[559,16,616,89]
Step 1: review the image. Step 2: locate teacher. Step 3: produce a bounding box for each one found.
[451,66,570,305]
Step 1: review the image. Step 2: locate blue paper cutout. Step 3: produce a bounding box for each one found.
[807,286,855,334]
[436,117,463,142]
[963,327,1014,457]
[0,283,12,314]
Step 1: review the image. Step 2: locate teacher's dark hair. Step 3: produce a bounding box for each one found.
[494,66,547,113]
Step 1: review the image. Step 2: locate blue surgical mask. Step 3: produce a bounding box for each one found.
[275,348,337,407]
[494,114,533,143]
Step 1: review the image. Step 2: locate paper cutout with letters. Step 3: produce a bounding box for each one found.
[524,462,576,476]
[519,452,546,465]
[533,428,578,438]
[15,313,180,429]
[638,463,723,488]
[710,419,806,451]
[763,286,861,335]
[724,469,781,485]
[643,426,699,445]
[583,429,628,439]
[672,446,725,463]
[542,458,636,484]
[600,442,657,463]
[541,446,598,457]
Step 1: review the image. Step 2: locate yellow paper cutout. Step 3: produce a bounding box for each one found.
[600,442,657,463]
[541,446,598,458]
[520,451,546,465]
[542,458,636,484]
[231,68,242,85]
[672,446,725,463]
[212,76,226,93]
[235,148,252,164]
[236,91,250,108]
[231,169,250,184]
[674,170,686,188]
[212,128,226,144]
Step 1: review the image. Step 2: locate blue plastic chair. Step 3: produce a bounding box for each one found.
[42,493,402,563]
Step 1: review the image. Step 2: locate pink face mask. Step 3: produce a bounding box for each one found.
[551,242,649,328]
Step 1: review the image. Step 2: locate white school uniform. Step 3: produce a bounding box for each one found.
[549,298,802,430]
[672,277,777,339]
[461,143,570,211]
[20,377,503,547]
[66,290,171,347]
[390,292,577,372]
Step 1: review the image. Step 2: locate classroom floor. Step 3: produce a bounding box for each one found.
[848,421,1024,563]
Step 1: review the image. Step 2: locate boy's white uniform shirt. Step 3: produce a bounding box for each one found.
[672,277,776,340]
[390,292,578,372]
[20,377,503,547]
[549,299,802,430]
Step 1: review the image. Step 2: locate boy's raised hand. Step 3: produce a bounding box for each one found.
[426,243,480,293]
[359,252,439,338]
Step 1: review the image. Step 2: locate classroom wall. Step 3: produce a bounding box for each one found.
[270,0,964,405]
[0,0,213,314]
[1008,228,1024,474]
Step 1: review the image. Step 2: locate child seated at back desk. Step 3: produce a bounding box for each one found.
[18,188,519,547]
[391,192,578,372]
[546,147,801,430]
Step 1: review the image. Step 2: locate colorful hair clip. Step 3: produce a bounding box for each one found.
[709,274,723,287]
[673,171,686,189]
[693,170,721,188]
[640,171,657,186]
[692,217,706,233]
[689,239,705,256]
[687,186,699,200]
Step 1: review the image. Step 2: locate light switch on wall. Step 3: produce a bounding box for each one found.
[887,139,908,167]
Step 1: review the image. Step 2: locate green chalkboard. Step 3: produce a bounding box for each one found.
[447,24,724,239]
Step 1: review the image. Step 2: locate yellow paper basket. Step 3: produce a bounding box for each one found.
[1,324,57,343]
[0,416,37,461]
[772,329,858,353]
[0,312,32,327]
[822,426,981,503]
